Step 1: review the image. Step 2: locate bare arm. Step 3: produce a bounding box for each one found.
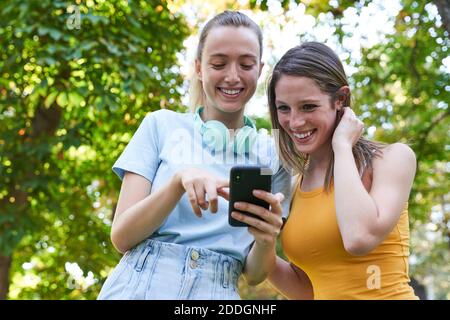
[111,172,185,253]
[241,241,277,286]
[222,190,285,285]
[112,168,229,254]
[267,256,314,300]
[332,110,416,255]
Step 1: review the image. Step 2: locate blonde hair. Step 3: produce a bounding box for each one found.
[268,42,385,192]
[188,11,263,111]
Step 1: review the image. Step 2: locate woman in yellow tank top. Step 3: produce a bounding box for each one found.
[230,42,418,299]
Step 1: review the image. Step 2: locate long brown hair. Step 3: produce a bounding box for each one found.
[189,11,263,111]
[268,42,385,191]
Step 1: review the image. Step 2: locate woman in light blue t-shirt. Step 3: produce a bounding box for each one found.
[98,11,291,300]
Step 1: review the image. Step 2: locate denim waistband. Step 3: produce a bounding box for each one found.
[126,238,243,295]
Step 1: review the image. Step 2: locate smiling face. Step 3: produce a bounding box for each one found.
[196,26,263,118]
[275,75,341,157]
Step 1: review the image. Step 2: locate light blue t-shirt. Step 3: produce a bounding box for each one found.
[113,109,291,263]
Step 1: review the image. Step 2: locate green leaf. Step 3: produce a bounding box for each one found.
[84,14,109,26]
[44,57,57,65]
[56,92,68,107]
[46,44,60,55]
[68,92,84,107]
[134,81,144,92]
[49,29,62,40]
[37,26,51,36]
[79,41,97,52]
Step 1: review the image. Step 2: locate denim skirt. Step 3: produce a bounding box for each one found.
[97,239,243,300]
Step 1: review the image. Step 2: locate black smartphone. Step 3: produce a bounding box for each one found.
[228,165,272,227]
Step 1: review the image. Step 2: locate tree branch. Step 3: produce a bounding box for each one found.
[433,0,450,35]
[416,109,450,162]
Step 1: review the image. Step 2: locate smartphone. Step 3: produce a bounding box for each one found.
[228,165,272,227]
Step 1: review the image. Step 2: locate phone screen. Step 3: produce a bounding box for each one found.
[228,166,272,227]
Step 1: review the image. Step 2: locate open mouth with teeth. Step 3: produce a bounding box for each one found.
[292,129,316,142]
[218,87,244,98]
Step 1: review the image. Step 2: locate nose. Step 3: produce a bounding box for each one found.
[289,111,306,130]
[224,63,239,83]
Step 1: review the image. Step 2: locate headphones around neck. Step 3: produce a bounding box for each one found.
[194,107,257,155]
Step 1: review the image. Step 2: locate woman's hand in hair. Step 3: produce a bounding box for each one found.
[332,107,365,151]
[176,167,229,218]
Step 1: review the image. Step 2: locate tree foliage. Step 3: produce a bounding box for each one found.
[0,0,189,299]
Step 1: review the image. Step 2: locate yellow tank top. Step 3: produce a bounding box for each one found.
[281,178,418,300]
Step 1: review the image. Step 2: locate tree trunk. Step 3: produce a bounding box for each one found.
[0,254,12,300]
[434,0,450,35]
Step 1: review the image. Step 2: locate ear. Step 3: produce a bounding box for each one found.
[195,59,202,81]
[335,86,350,111]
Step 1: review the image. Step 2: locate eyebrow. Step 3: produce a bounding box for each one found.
[275,99,321,105]
[209,53,258,60]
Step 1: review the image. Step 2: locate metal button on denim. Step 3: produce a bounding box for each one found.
[191,250,199,261]
[190,260,198,269]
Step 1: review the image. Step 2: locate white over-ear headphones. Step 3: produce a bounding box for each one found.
[194,107,257,155]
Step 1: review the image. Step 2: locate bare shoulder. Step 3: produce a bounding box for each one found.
[382,143,416,164]
[373,143,416,176]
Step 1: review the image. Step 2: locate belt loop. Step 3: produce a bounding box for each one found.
[134,241,153,272]
[222,260,230,288]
